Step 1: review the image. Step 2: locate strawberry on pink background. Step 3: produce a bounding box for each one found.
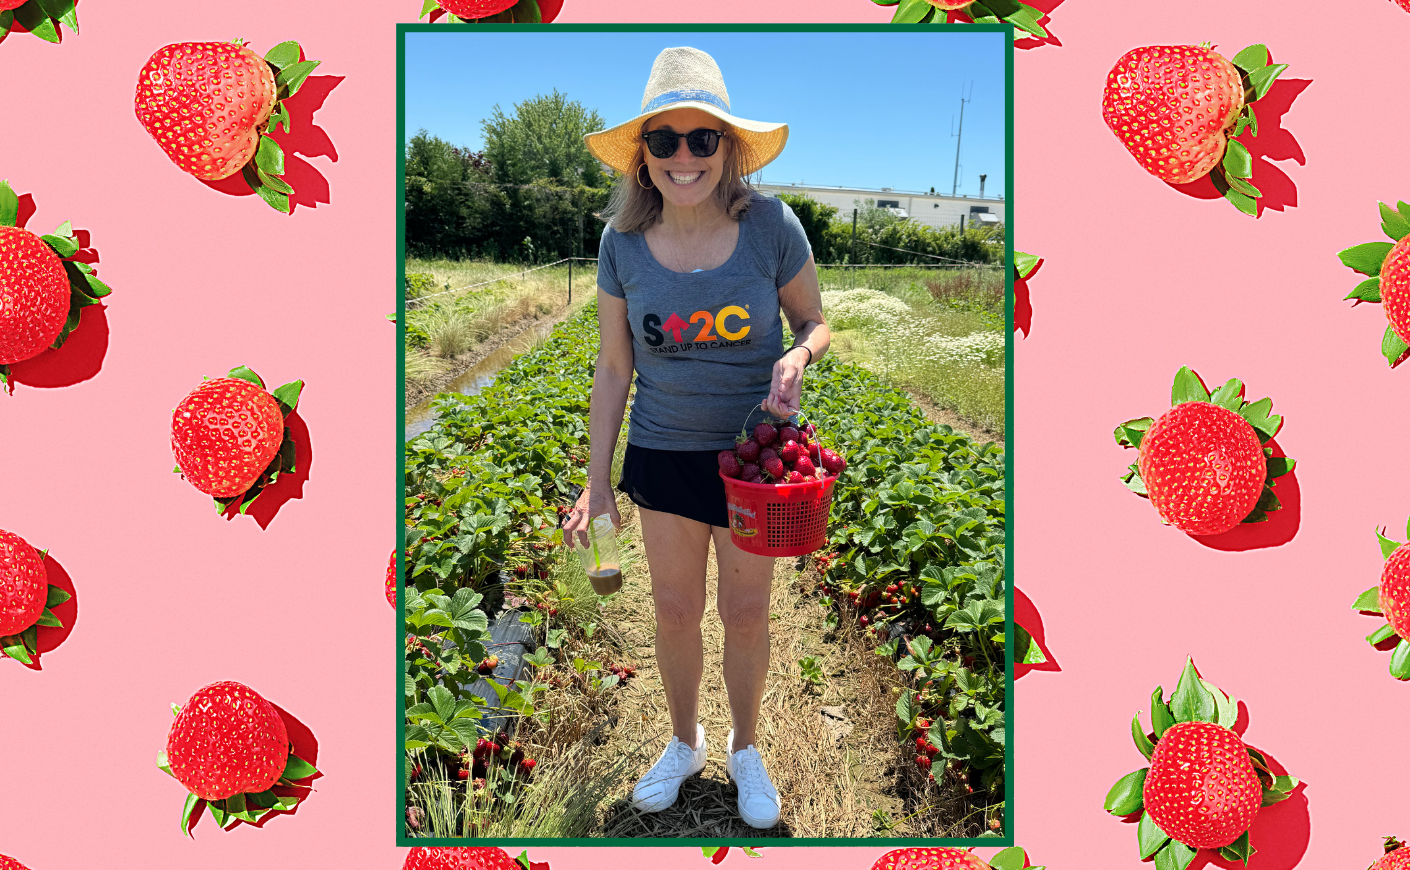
[1351,515,1410,679]
[420,0,564,23]
[1337,200,1410,366]
[0,179,113,392]
[866,847,1044,870]
[0,528,70,666]
[134,39,322,213]
[1373,839,1410,870]
[1102,42,1288,215]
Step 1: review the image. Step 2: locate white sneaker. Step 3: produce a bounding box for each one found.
[632,723,707,812]
[726,729,781,828]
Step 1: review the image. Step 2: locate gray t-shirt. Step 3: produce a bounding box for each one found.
[598,192,812,451]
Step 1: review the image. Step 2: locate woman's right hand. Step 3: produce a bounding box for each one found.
[562,484,622,550]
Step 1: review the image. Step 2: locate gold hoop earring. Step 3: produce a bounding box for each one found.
[635,163,655,190]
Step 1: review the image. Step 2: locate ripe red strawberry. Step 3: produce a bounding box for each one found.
[915,755,932,770]
[0,528,69,665]
[171,366,302,511]
[753,422,778,446]
[786,470,805,484]
[808,442,821,463]
[403,847,521,870]
[134,40,321,213]
[1381,544,1410,640]
[1336,202,1410,365]
[718,450,742,478]
[1116,368,1291,536]
[0,181,113,391]
[386,550,397,608]
[736,438,761,463]
[1371,838,1410,870]
[763,456,785,480]
[819,447,846,475]
[779,425,801,444]
[759,447,779,465]
[0,856,32,870]
[1144,721,1261,848]
[780,441,800,463]
[794,454,817,477]
[165,681,290,801]
[1101,44,1287,215]
[868,847,989,870]
[741,462,762,482]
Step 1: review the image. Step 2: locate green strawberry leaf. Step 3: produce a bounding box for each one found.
[264,41,302,70]
[983,0,1022,14]
[1225,174,1262,199]
[1006,4,1049,37]
[1246,103,1259,137]
[1261,774,1297,806]
[181,793,202,836]
[0,10,13,40]
[1138,810,1171,859]
[1203,678,1239,729]
[987,847,1027,870]
[1243,508,1268,524]
[421,0,440,15]
[1384,325,1410,367]
[1014,251,1040,279]
[35,0,74,32]
[45,584,70,608]
[12,3,58,42]
[1353,583,1387,611]
[1340,242,1394,277]
[1218,830,1256,865]
[18,625,36,655]
[1131,713,1155,759]
[282,754,318,781]
[1121,463,1147,496]
[157,750,172,776]
[1359,602,1388,627]
[1222,141,1253,180]
[871,0,902,5]
[1247,63,1288,102]
[1114,417,1153,448]
[1169,658,1216,723]
[1231,44,1270,72]
[1016,623,1046,664]
[1266,455,1294,478]
[1391,638,1410,679]
[41,232,78,259]
[1103,768,1147,816]
[208,800,228,829]
[1255,488,1281,512]
[0,180,16,227]
[1208,378,1243,410]
[1346,277,1383,303]
[227,365,265,389]
[1236,397,1279,441]
[241,163,292,215]
[891,0,932,23]
[272,379,304,417]
[1381,202,1410,241]
[1225,186,1258,217]
[1378,529,1403,559]
[510,0,543,23]
[1154,838,1197,870]
[256,167,295,196]
[276,59,320,99]
[255,135,286,179]
[1170,366,1209,405]
[1150,685,1174,738]
[1,633,32,664]
[35,607,61,628]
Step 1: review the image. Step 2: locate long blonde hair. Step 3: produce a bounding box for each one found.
[600,122,759,234]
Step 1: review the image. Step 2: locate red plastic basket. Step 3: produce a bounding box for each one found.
[721,471,836,557]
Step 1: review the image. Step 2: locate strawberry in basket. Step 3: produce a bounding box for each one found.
[720,416,845,486]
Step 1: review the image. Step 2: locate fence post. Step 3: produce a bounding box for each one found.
[568,258,572,305]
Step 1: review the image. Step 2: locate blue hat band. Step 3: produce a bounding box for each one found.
[643,88,730,114]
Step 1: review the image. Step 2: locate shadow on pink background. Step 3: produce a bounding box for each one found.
[1167,75,1310,217]
[1014,587,1058,679]
[222,410,314,529]
[20,552,79,670]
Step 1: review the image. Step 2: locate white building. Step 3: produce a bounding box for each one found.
[753,180,1005,230]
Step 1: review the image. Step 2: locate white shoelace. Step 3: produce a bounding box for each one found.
[732,746,772,792]
[646,738,697,782]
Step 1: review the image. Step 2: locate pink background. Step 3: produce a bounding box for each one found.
[9,0,1397,867]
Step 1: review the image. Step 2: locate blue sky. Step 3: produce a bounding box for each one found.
[403,30,1007,197]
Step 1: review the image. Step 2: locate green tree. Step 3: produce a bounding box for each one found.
[774,192,838,262]
[482,90,607,188]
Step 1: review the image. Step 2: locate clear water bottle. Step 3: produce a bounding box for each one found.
[572,514,622,595]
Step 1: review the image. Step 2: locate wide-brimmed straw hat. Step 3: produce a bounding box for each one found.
[584,47,788,177]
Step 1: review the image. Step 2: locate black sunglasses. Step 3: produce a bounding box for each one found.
[641,128,726,159]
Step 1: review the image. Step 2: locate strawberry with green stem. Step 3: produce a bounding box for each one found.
[134,40,321,214]
[0,179,113,393]
[419,0,562,23]
[1104,658,1297,869]
[1114,366,1293,535]
[1102,44,1288,216]
[170,365,303,516]
[1372,837,1410,870]
[0,0,77,46]
[1336,200,1410,366]
[158,680,319,835]
[0,529,71,665]
[877,0,1049,40]
[1350,515,1410,680]
[867,847,1044,870]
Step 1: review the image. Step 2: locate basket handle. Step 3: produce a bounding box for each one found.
[736,402,829,483]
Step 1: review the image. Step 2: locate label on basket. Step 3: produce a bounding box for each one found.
[727,498,759,538]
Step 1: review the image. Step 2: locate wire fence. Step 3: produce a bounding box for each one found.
[405,257,599,307]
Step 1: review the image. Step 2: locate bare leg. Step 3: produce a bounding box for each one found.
[638,507,711,748]
[712,526,775,750]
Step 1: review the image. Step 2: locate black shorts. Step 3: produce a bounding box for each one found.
[617,443,729,528]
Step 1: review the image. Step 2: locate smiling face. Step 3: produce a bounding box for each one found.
[641,107,731,213]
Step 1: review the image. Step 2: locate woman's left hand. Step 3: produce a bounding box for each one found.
[764,347,806,420]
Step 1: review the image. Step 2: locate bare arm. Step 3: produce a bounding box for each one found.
[564,288,633,546]
[765,254,831,419]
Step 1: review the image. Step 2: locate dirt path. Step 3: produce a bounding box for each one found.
[583,501,918,839]
[904,389,1002,445]
[403,301,579,409]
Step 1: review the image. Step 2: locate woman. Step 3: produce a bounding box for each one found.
[565,46,829,830]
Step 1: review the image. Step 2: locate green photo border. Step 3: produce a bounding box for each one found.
[395,21,1015,849]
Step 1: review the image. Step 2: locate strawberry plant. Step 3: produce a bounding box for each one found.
[1104,659,1297,868]
[1337,200,1410,366]
[1352,515,1410,679]
[0,0,76,44]
[1102,43,1288,216]
[134,40,321,213]
[0,528,70,665]
[1114,367,1293,535]
[0,179,113,392]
